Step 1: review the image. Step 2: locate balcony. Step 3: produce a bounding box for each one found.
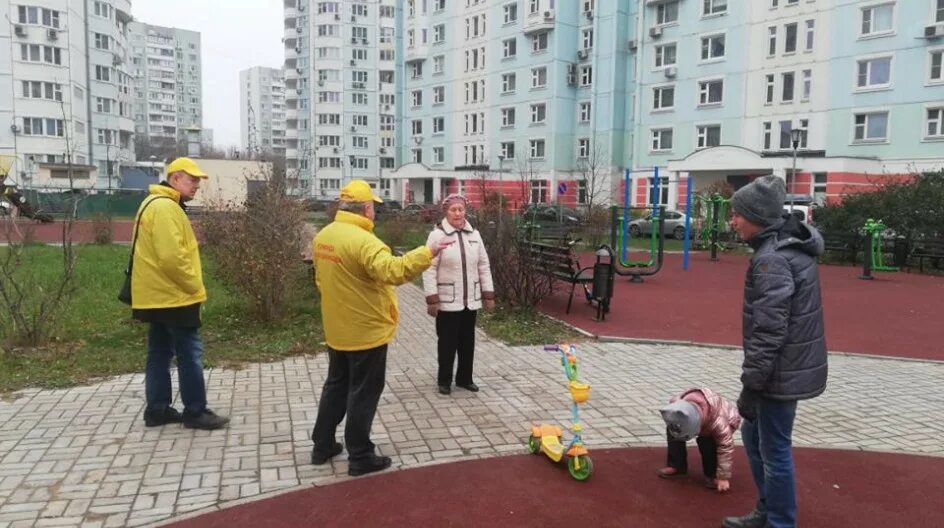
[524,10,556,34]
[405,45,428,63]
[285,128,298,139]
[284,26,297,41]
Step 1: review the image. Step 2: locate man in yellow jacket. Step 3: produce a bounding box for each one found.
[311,180,452,476]
[131,157,229,431]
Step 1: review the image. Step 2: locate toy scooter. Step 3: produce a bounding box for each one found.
[527,343,593,481]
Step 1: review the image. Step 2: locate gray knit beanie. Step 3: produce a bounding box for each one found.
[659,400,701,441]
[730,175,786,227]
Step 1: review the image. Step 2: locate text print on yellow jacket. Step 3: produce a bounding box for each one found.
[313,210,433,351]
[130,185,206,309]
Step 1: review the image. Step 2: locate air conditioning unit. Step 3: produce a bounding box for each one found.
[350,59,357,66]
[379,147,387,154]
[351,15,357,22]
[13,24,25,36]
[543,10,555,20]
[334,14,340,21]
[10,124,20,134]
[384,104,391,111]
[296,68,303,73]
[47,28,58,41]
[350,125,356,131]
[925,24,944,38]
[627,39,638,51]
[333,147,340,153]
[663,66,677,78]
[361,38,368,45]
[296,88,302,94]
[317,80,324,86]
[294,47,301,53]
[577,49,589,60]
[649,26,663,38]
[351,37,358,43]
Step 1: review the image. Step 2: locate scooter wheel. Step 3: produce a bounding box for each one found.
[568,455,593,481]
[527,435,540,455]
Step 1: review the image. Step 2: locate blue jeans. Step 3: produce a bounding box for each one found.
[742,398,798,528]
[145,322,207,415]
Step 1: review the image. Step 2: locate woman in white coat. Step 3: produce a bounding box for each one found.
[422,194,495,395]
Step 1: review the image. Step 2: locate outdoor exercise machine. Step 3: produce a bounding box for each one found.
[859,218,898,280]
[527,343,593,481]
[695,193,729,262]
[0,156,53,223]
[608,168,670,283]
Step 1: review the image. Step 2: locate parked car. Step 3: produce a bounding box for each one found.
[628,209,691,240]
[300,197,336,212]
[401,203,439,223]
[783,194,815,224]
[520,204,581,225]
[375,200,403,217]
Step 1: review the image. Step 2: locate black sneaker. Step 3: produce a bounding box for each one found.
[144,407,183,427]
[311,442,344,465]
[348,455,392,477]
[722,509,768,528]
[183,409,230,430]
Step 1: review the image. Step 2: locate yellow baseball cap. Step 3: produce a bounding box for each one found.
[166,157,208,178]
[339,179,383,203]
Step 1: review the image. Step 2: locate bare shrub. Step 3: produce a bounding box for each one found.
[91,212,113,245]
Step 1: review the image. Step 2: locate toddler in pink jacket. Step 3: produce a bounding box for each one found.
[657,387,742,493]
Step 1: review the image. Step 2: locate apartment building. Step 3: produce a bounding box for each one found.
[127,22,202,151]
[283,0,399,198]
[240,66,287,158]
[0,0,135,190]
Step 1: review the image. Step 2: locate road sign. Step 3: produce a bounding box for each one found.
[558,182,567,195]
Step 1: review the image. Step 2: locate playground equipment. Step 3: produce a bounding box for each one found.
[0,156,53,223]
[527,343,593,481]
[860,218,899,280]
[695,194,730,261]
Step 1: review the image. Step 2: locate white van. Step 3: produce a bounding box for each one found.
[783,194,814,224]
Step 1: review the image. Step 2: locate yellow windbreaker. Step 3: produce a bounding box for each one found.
[313,210,432,351]
[130,185,207,309]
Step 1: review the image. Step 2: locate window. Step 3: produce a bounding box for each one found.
[529,0,540,15]
[21,81,62,101]
[698,79,723,105]
[502,73,517,92]
[434,24,445,43]
[18,6,60,28]
[502,107,516,127]
[857,56,892,89]
[411,119,423,135]
[765,74,775,104]
[932,50,943,83]
[531,67,547,88]
[530,180,548,203]
[433,86,445,104]
[353,114,368,127]
[579,102,592,122]
[580,66,593,86]
[861,3,894,37]
[763,122,772,150]
[501,141,516,159]
[577,180,588,205]
[433,147,445,164]
[95,97,114,113]
[648,177,670,206]
[433,116,445,134]
[503,38,517,58]
[798,118,809,148]
[802,69,812,101]
[530,103,546,123]
[531,32,548,52]
[700,34,726,61]
[938,0,944,23]
[768,26,777,56]
[926,107,944,139]
[529,139,546,159]
[655,43,677,68]
[703,0,727,17]
[653,86,675,110]
[779,120,793,148]
[352,157,369,170]
[582,29,593,50]
[411,62,423,79]
[93,1,112,19]
[657,1,679,25]
[94,33,111,51]
[853,111,889,142]
[812,173,827,206]
[353,93,368,105]
[784,23,798,54]
[577,138,590,158]
[411,90,423,107]
[504,3,518,24]
[696,124,721,149]
[651,128,673,151]
[434,0,445,11]
[782,72,795,102]
[805,20,815,51]
[95,65,111,82]
[353,136,368,149]
[434,55,445,74]
[19,44,61,65]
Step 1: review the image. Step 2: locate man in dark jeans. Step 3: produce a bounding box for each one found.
[310,180,452,476]
[131,157,228,431]
[723,176,828,528]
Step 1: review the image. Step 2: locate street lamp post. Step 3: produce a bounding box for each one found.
[789,127,803,212]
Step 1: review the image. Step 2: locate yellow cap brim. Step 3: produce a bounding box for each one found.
[372,196,383,203]
[184,169,208,178]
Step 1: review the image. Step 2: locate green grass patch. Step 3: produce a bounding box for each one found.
[477,305,585,347]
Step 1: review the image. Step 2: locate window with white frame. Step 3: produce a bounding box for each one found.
[648,177,670,206]
[411,149,422,163]
[531,32,549,52]
[434,24,445,43]
[853,111,889,143]
[797,118,809,148]
[502,73,516,92]
[784,23,798,53]
[501,141,515,159]
[768,26,777,56]
[703,0,727,17]
[925,107,944,139]
[696,124,721,149]
[577,138,590,158]
[434,0,445,11]
[17,6,60,28]
[763,122,773,150]
[651,128,673,151]
[698,79,723,105]
[579,102,592,122]
[577,180,588,204]
[931,50,943,82]
[700,34,726,61]
[411,119,423,135]
[777,71,795,102]
[779,120,793,148]
[653,86,675,110]
[531,67,547,88]
[502,107,516,127]
[580,65,593,86]
[433,86,445,104]
[813,173,827,205]
[530,180,548,203]
[937,0,944,22]
[353,114,368,127]
[529,139,546,159]
[655,43,677,68]
[802,69,812,101]
[411,62,423,78]
[805,20,815,51]
[433,55,444,74]
[529,0,540,15]
[765,74,775,104]
[503,38,517,58]
[353,136,368,149]
[433,116,444,134]
[857,56,892,89]
[531,103,546,123]
[21,81,62,101]
[582,29,594,50]
[22,117,64,137]
[433,147,445,164]
[657,1,679,25]
[860,3,894,37]
[504,3,518,23]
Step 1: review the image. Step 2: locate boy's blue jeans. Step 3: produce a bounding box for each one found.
[742,398,798,528]
[145,322,207,416]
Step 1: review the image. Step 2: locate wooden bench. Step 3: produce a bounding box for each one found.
[821,233,861,264]
[912,239,944,272]
[526,240,594,314]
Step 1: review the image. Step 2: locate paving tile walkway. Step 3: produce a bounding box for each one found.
[1,284,942,527]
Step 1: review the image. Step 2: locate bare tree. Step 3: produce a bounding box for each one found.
[574,140,612,213]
